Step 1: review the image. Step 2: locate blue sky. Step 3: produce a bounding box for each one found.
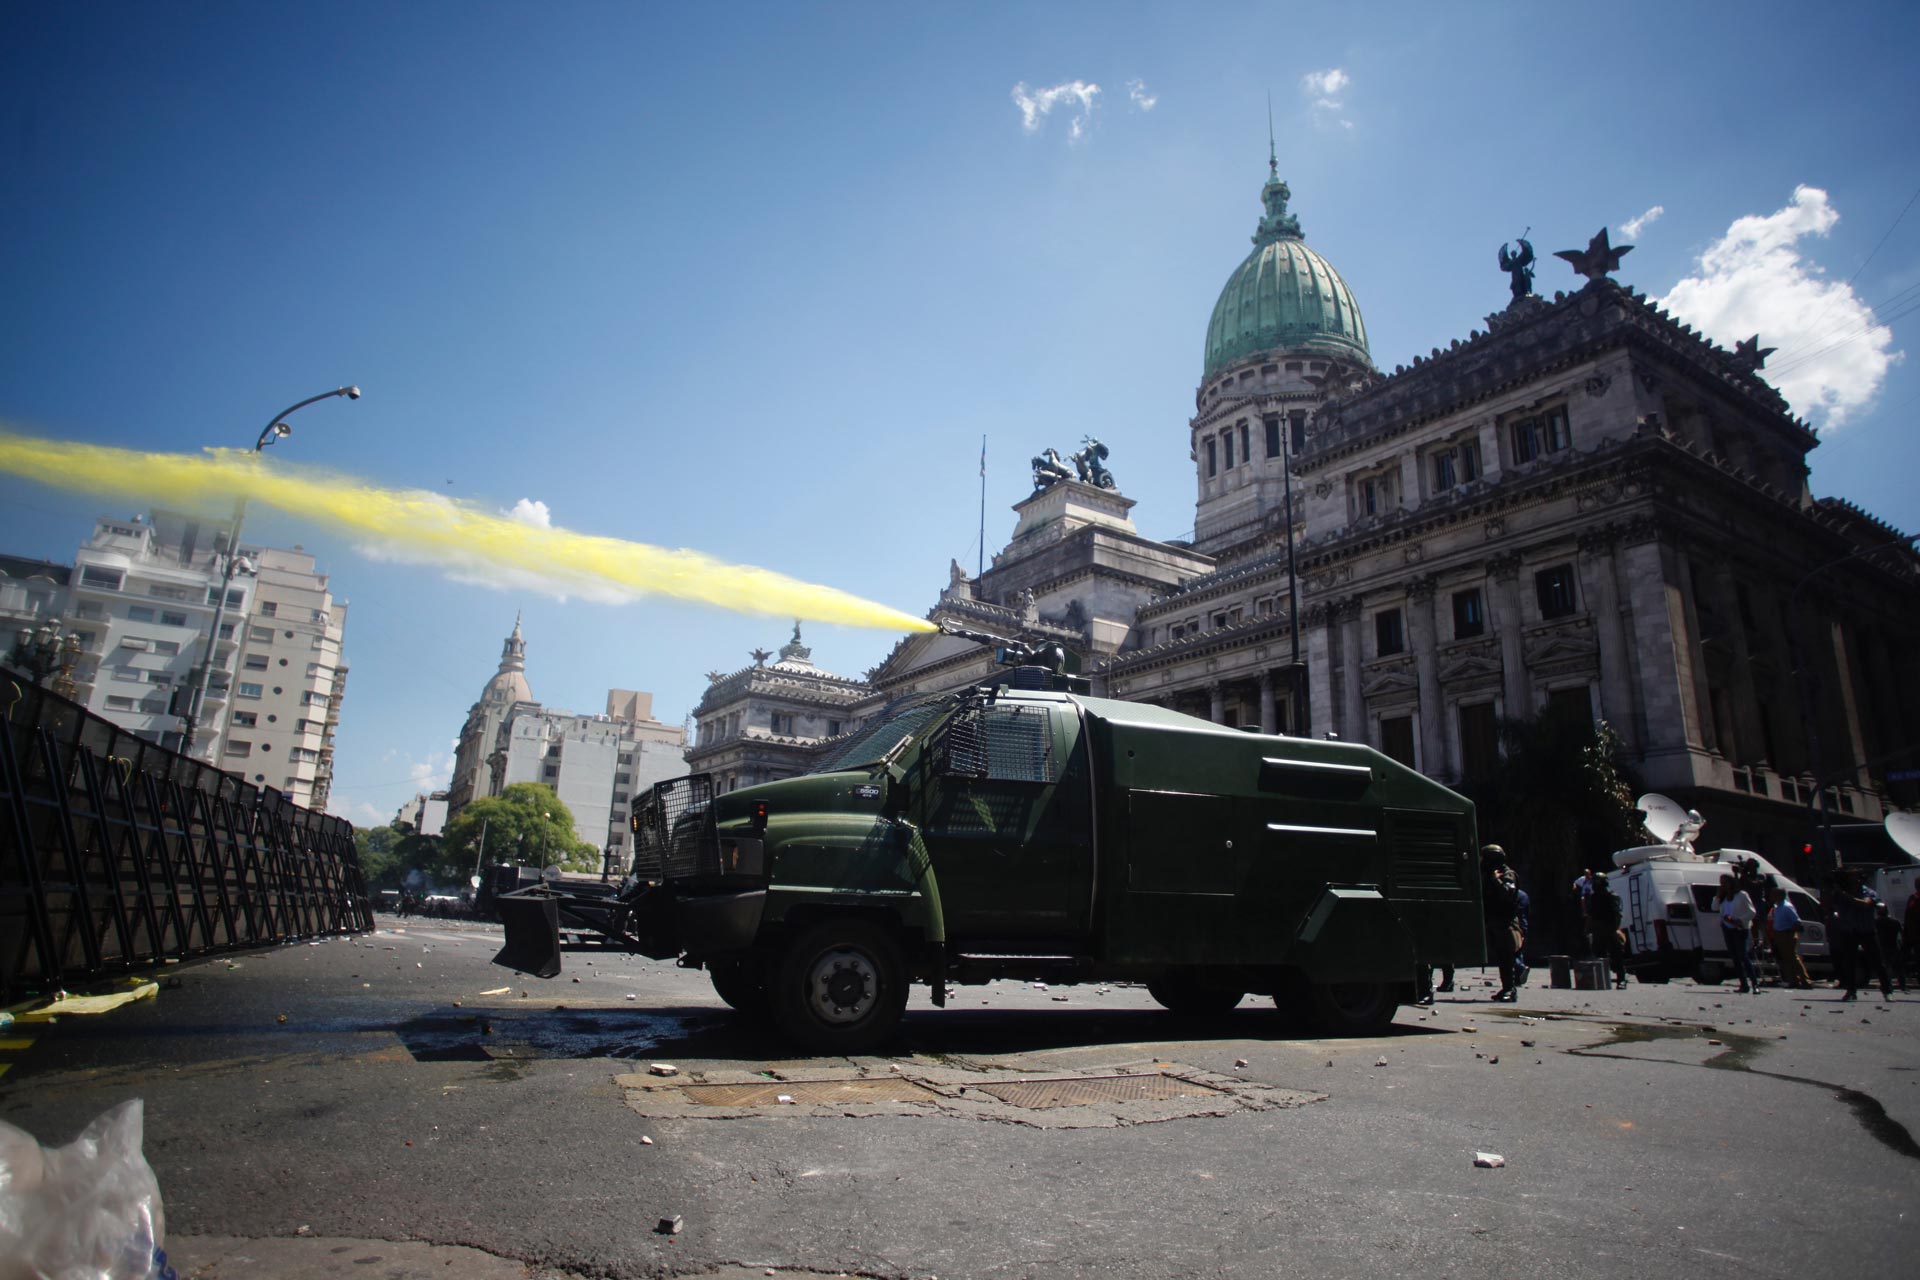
[4,1,1917,826]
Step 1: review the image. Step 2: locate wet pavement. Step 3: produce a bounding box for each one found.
[3,918,1916,1279]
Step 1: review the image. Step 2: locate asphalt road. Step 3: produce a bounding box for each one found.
[3,917,1916,1280]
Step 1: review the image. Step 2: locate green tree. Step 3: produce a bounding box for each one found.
[354,820,470,888]
[1460,713,1643,950]
[353,822,407,888]
[442,782,599,875]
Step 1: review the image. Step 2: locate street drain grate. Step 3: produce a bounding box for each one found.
[974,1074,1223,1109]
[679,1079,942,1107]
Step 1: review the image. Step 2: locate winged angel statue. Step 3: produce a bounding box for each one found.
[1498,235,1535,303]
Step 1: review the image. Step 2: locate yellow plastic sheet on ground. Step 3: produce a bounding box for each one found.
[30,981,159,1017]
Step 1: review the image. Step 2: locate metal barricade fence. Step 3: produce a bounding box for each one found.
[1,666,372,999]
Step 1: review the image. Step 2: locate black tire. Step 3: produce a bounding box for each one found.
[708,957,769,1018]
[1304,980,1400,1036]
[767,919,910,1054]
[1146,973,1244,1016]
[1694,960,1726,985]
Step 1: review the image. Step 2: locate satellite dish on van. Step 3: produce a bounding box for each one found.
[1636,794,1693,845]
[541,864,562,884]
[1888,812,1920,861]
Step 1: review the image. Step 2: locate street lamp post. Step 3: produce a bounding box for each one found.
[8,622,85,700]
[178,386,360,759]
[1279,414,1308,738]
[1788,532,1920,873]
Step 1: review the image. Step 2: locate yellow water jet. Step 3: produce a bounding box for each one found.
[0,430,936,634]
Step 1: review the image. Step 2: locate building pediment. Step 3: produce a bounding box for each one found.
[1523,617,1600,677]
[1437,638,1503,685]
[1361,654,1418,700]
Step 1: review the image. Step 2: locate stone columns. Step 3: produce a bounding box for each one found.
[1258,671,1277,735]
[1578,528,1639,754]
[1826,615,1871,791]
[1863,629,1907,770]
[1622,530,1709,772]
[1696,556,1763,765]
[1488,555,1528,718]
[1672,551,1718,756]
[1408,575,1444,773]
[1336,597,1364,741]
[1209,681,1225,725]
[1306,602,1332,740]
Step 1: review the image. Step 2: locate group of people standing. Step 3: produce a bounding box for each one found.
[1429,847,1918,1004]
[1707,864,1911,999]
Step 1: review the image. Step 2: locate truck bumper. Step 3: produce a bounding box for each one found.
[677,889,767,956]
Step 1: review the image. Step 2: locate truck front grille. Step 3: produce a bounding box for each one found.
[631,774,719,881]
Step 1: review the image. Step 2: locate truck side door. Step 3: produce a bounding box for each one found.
[914,699,1091,944]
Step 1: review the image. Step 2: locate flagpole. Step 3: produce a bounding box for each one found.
[977,434,987,577]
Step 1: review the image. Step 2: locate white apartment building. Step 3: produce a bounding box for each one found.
[65,511,250,754]
[0,510,350,811]
[217,546,349,811]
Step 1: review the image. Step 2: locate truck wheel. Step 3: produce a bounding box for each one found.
[1694,961,1726,985]
[1146,974,1244,1016]
[708,958,768,1018]
[1305,981,1399,1036]
[768,919,909,1054]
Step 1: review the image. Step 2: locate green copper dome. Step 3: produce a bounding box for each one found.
[1202,170,1370,379]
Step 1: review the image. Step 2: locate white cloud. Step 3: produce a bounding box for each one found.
[1126,79,1157,112]
[340,799,383,825]
[408,750,453,792]
[1011,80,1100,140]
[1621,204,1665,240]
[1659,185,1900,428]
[1300,68,1353,129]
[508,498,551,527]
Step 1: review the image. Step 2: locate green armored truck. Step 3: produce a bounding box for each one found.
[494,634,1485,1052]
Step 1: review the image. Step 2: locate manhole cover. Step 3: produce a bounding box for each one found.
[679,1079,942,1107]
[974,1074,1223,1109]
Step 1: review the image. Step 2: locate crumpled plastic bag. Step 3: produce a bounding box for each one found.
[0,1100,173,1280]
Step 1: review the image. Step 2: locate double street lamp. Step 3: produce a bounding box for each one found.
[178,386,360,759]
[9,621,85,700]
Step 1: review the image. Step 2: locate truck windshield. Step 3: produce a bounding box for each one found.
[812,696,953,773]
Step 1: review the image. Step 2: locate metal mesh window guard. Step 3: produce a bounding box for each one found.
[935,704,1055,784]
[812,696,950,774]
[629,774,718,881]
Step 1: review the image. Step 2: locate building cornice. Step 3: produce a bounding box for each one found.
[1297,281,1813,474]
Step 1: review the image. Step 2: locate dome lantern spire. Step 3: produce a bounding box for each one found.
[499,612,526,676]
[1253,94,1302,245]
